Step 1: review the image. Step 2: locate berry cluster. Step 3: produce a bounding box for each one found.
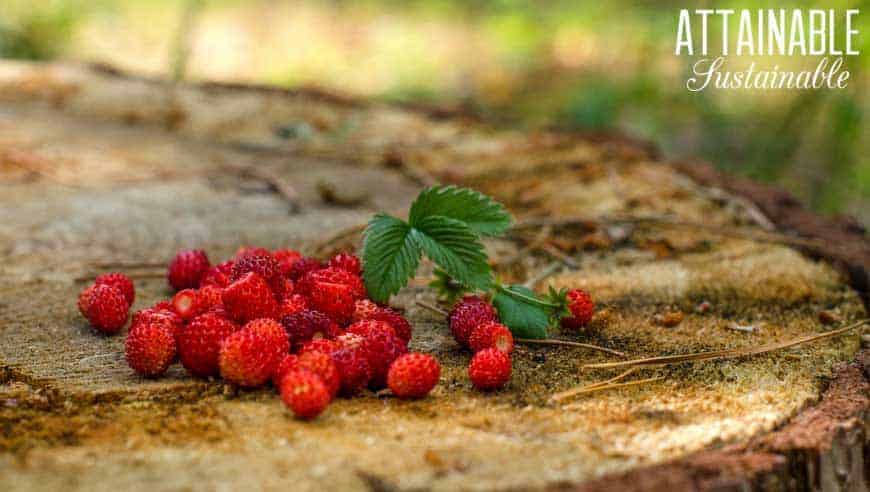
[78,247,441,420]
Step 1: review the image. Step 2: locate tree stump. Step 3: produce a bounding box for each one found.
[0,61,866,491]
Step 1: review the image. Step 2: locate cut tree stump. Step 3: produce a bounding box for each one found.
[0,61,867,492]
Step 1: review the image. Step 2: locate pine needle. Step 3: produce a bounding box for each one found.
[516,338,625,357]
[550,368,638,402]
[560,376,666,407]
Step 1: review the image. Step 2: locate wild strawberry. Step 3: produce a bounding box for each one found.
[218,318,289,388]
[565,289,594,327]
[277,278,295,300]
[280,309,341,348]
[85,284,129,334]
[273,248,303,276]
[77,284,98,317]
[448,296,497,347]
[178,312,238,378]
[468,348,511,390]
[279,293,307,317]
[171,289,204,321]
[347,320,407,389]
[221,272,279,323]
[298,339,341,357]
[331,347,372,396]
[280,370,331,419]
[298,268,365,323]
[328,253,362,275]
[125,320,176,377]
[288,256,323,281]
[167,249,210,291]
[231,252,284,298]
[387,353,440,399]
[469,321,514,354]
[132,306,183,343]
[369,308,413,345]
[200,260,234,288]
[352,299,379,322]
[95,272,135,305]
[273,351,340,397]
[197,285,223,311]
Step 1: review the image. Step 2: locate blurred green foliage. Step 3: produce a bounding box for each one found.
[1,0,867,222]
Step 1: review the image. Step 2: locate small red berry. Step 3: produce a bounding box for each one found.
[273,351,340,397]
[328,253,362,275]
[468,348,511,390]
[469,321,514,354]
[167,249,210,291]
[387,353,440,399]
[352,299,379,322]
[298,339,341,357]
[178,312,239,378]
[132,306,183,344]
[171,288,204,321]
[280,370,331,419]
[280,309,341,348]
[85,284,129,334]
[331,346,371,396]
[200,260,234,288]
[298,268,365,323]
[77,284,97,317]
[273,248,303,276]
[288,257,324,281]
[566,289,594,327]
[369,308,413,345]
[448,296,497,347]
[218,318,289,388]
[197,285,225,312]
[279,293,307,317]
[125,320,176,377]
[231,253,284,298]
[221,272,279,323]
[95,272,135,305]
[346,320,406,389]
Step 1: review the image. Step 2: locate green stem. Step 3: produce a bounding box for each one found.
[495,283,560,310]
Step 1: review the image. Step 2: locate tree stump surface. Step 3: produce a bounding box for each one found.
[0,61,866,492]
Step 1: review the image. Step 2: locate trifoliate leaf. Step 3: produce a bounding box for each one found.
[411,215,492,291]
[408,185,512,236]
[362,214,421,303]
[492,285,550,339]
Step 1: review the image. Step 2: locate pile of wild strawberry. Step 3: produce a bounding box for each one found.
[77,247,590,419]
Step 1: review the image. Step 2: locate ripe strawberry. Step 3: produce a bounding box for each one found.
[328,253,362,275]
[273,248,303,276]
[280,370,331,419]
[273,351,340,397]
[279,293,307,317]
[200,260,234,288]
[352,299,379,322]
[231,252,284,298]
[298,338,341,357]
[280,309,341,348]
[221,272,279,323]
[387,353,440,399]
[218,318,289,388]
[330,340,372,396]
[198,285,225,312]
[369,308,413,345]
[125,320,176,377]
[277,278,295,300]
[565,289,594,327]
[178,312,239,378]
[95,272,135,305]
[167,249,210,290]
[298,268,365,323]
[347,320,407,389]
[448,296,497,347]
[132,306,183,343]
[288,257,323,281]
[85,284,129,334]
[77,284,97,317]
[469,321,514,354]
[468,348,511,390]
[171,289,204,321]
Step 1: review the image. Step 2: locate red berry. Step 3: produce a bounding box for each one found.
[566,289,594,327]
[132,306,183,344]
[200,260,234,288]
[171,288,204,321]
[125,320,176,377]
[328,253,362,275]
[279,293,307,317]
[273,249,303,276]
[273,351,339,397]
[469,321,514,354]
[280,370,331,419]
[331,346,371,396]
[221,272,279,323]
[468,348,511,390]
[218,318,289,388]
[198,285,225,312]
[369,308,413,345]
[288,257,323,281]
[298,268,365,324]
[85,284,129,334]
[178,312,239,378]
[95,272,135,305]
[448,296,497,347]
[387,353,440,399]
[77,284,97,317]
[280,309,341,348]
[352,299,379,322]
[167,249,210,291]
[231,253,284,298]
[347,320,407,389]
[298,339,341,357]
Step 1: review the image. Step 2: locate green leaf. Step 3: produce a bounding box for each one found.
[362,214,421,303]
[408,185,512,236]
[411,215,492,291]
[492,285,550,339]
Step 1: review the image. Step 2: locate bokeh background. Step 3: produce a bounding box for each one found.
[2,0,867,225]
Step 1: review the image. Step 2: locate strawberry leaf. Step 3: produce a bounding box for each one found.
[492,285,550,339]
[409,185,512,236]
[411,215,493,291]
[362,214,421,303]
